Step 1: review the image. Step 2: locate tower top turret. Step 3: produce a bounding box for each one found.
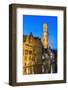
[43,23,48,32]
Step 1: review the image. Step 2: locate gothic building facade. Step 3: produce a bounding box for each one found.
[23,33,42,74]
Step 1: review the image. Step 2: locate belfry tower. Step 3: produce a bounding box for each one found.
[42,23,48,49]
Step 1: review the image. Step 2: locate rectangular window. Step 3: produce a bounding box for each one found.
[25,50,28,55]
[29,51,32,55]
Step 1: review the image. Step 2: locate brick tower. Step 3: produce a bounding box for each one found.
[42,23,48,49]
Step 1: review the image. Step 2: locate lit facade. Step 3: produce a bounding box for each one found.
[23,33,42,75]
[42,24,48,49]
[23,23,57,74]
[42,23,51,73]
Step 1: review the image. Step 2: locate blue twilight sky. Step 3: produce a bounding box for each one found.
[23,15,57,49]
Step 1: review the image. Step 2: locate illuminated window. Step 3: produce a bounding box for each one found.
[25,56,27,60]
[25,44,29,46]
[25,50,28,55]
[29,51,32,55]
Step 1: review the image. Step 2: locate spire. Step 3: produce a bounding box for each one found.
[29,32,33,37]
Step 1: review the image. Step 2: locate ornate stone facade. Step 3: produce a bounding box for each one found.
[23,33,42,74]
